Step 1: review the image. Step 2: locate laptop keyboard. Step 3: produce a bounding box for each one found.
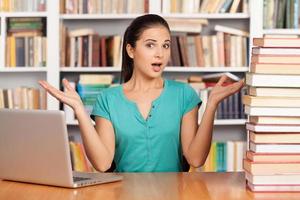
[73,176,91,182]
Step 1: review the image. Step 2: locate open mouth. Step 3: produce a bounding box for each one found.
[151,62,162,72]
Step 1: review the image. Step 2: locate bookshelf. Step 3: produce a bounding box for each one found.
[0,0,263,172]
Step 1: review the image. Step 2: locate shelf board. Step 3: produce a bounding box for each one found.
[161,13,250,19]
[67,119,247,126]
[0,12,48,17]
[0,67,47,72]
[60,67,248,73]
[214,119,247,125]
[60,14,142,20]
[60,13,250,20]
[60,67,121,72]
[164,67,249,72]
[263,29,300,35]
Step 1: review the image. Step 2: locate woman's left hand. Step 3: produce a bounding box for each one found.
[208,75,245,108]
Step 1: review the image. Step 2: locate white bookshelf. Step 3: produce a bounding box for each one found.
[0,0,261,137]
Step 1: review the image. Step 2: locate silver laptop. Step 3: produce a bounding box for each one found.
[0,109,122,188]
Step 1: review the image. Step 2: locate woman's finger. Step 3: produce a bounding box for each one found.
[215,75,228,86]
[39,80,66,102]
[62,78,76,92]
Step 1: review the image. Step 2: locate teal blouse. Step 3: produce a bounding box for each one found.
[91,79,201,172]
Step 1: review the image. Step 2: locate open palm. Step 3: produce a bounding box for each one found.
[39,78,83,110]
[208,75,244,105]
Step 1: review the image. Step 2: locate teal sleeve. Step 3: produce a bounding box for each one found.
[90,92,111,121]
[182,84,202,116]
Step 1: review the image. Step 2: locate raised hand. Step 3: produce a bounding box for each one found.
[39,78,84,110]
[208,75,244,107]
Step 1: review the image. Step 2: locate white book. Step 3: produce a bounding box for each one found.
[248,87,300,98]
[250,142,300,153]
[246,73,300,88]
[226,141,234,172]
[246,123,300,132]
[214,24,250,37]
[244,105,300,117]
[245,171,300,185]
[235,141,246,172]
[252,47,300,55]
[247,182,300,192]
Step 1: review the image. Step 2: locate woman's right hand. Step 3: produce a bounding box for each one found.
[39,78,84,111]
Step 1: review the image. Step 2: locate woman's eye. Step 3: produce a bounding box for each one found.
[146,43,155,48]
[163,43,170,49]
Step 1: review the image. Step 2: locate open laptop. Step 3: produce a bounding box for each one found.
[0,109,122,188]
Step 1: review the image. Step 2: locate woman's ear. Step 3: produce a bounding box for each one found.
[126,44,134,59]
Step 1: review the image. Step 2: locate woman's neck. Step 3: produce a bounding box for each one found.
[124,71,164,92]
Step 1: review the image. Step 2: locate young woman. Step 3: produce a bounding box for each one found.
[39,14,244,172]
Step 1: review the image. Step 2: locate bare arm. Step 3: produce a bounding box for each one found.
[39,79,115,172]
[181,75,244,168]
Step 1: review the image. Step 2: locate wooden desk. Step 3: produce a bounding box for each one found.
[0,172,299,200]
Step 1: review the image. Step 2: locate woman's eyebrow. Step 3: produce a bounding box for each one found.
[144,39,171,42]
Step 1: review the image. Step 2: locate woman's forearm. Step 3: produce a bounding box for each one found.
[187,101,217,167]
[74,106,113,172]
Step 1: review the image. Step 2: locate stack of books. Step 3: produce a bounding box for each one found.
[243,37,300,192]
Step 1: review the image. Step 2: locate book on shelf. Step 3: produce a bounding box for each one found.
[245,171,300,185]
[201,72,241,82]
[249,116,300,125]
[249,142,300,154]
[246,151,300,163]
[214,24,250,37]
[243,159,300,175]
[253,37,300,48]
[243,95,300,107]
[166,19,208,33]
[249,131,300,144]
[244,105,300,117]
[246,123,300,132]
[246,73,300,88]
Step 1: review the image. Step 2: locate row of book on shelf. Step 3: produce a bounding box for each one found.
[60,23,249,68]
[0,87,46,109]
[263,0,300,29]
[62,0,148,14]
[192,141,246,172]
[0,0,46,12]
[161,0,248,14]
[5,17,47,67]
[61,0,248,14]
[243,37,300,192]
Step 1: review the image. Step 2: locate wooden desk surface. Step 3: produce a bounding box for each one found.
[0,172,299,200]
